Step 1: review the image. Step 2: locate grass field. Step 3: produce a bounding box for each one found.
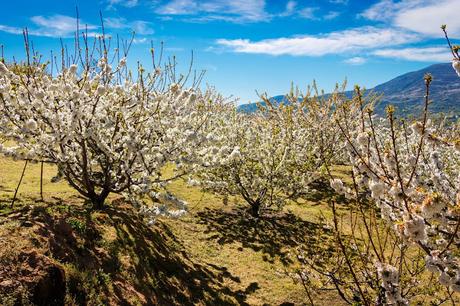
[0,157,350,305]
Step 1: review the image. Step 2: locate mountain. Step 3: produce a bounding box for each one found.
[238,63,460,118]
[238,95,290,113]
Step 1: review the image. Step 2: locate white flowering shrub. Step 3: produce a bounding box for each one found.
[195,88,342,217]
[293,88,408,304]
[324,75,460,303]
[0,34,221,219]
[442,25,460,77]
[294,204,432,305]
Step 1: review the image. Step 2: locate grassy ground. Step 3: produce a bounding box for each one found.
[0,157,346,305]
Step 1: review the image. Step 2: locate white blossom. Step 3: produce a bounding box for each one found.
[452,59,460,77]
[24,119,37,131]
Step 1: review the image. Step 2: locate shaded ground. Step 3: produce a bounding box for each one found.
[195,208,333,266]
[0,200,257,305]
[0,158,344,305]
[163,174,345,305]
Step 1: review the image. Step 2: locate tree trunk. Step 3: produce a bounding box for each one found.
[90,195,107,210]
[250,201,261,218]
[89,187,110,210]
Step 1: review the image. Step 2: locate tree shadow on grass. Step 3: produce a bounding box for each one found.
[106,206,257,306]
[196,207,334,266]
[303,179,336,203]
[1,199,256,305]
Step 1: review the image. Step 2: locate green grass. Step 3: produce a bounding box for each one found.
[0,158,77,213]
[0,157,346,305]
[3,158,446,305]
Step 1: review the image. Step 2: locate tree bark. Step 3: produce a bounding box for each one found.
[90,194,108,210]
[250,201,261,218]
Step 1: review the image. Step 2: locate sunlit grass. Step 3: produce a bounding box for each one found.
[0,159,77,212]
[0,156,344,304]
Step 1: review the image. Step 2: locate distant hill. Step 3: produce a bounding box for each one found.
[238,63,460,118]
[238,95,290,113]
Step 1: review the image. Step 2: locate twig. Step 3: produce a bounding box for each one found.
[11,160,28,208]
[40,161,44,201]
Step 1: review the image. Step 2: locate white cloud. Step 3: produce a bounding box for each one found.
[30,15,97,37]
[329,0,348,4]
[395,1,460,36]
[156,0,197,14]
[108,0,138,8]
[133,37,148,44]
[155,0,337,23]
[298,7,318,20]
[154,0,269,23]
[103,17,125,29]
[0,15,153,38]
[285,1,297,13]
[104,17,154,35]
[361,0,460,37]
[373,47,452,62]
[279,2,334,20]
[344,57,367,65]
[0,15,97,38]
[324,11,341,20]
[0,25,23,35]
[131,21,154,35]
[279,1,297,17]
[216,26,419,56]
[280,1,341,20]
[360,0,421,22]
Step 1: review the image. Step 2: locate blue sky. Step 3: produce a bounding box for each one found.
[0,0,459,104]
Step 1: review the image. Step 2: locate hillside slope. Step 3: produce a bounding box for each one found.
[239,63,460,117]
[372,63,460,116]
[0,158,342,305]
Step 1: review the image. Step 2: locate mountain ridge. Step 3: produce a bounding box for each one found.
[238,63,460,117]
